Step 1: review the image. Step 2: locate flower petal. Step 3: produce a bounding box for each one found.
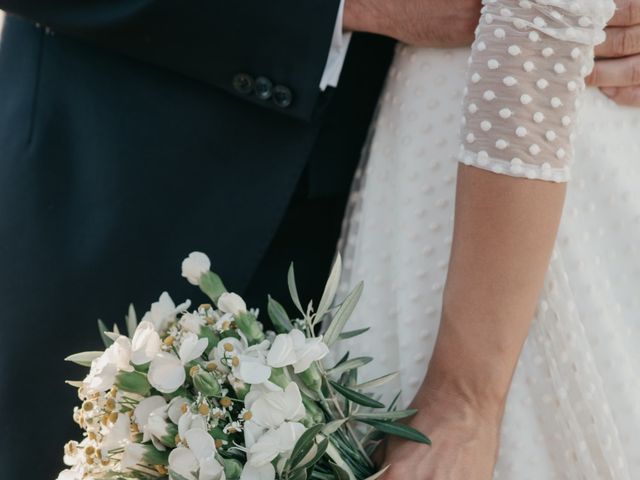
[266,334,296,368]
[148,352,186,394]
[238,357,271,385]
[168,447,199,480]
[184,428,216,461]
[240,462,276,480]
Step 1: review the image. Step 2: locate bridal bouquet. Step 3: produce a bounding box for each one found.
[58,252,429,480]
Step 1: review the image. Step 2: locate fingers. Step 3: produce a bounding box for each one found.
[607,0,640,27]
[587,54,640,87]
[600,85,640,106]
[596,25,640,57]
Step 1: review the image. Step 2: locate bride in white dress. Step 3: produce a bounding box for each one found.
[336,0,640,478]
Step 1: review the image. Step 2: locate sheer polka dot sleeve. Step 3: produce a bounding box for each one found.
[458,0,615,182]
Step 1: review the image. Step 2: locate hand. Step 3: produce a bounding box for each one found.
[343,0,481,48]
[378,385,502,480]
[587,0,640,106]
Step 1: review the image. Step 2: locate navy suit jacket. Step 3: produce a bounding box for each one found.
[0,2,393,478]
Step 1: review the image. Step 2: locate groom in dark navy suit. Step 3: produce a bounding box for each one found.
[0,1,483,477]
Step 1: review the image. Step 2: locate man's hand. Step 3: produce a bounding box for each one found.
[343,0,481,48]
[587,0,640,106]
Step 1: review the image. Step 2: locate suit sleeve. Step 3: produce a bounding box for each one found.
[0,0,342,121]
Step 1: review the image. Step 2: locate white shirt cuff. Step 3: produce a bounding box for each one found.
[319,0,352,91]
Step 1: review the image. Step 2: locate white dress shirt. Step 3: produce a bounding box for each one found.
[320,0,351,90]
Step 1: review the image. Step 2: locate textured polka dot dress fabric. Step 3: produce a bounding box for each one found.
[460,0,614,181]
[335,1,640,478]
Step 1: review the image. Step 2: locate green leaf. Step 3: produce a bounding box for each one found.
[288,423,325,470]
[289,470,307,480]
[97,319,114,347]
[314,254,342,326]
[65,351,103,367]
[322,418,349,435]
[353,372,399,390]
[322,281,363,347]
[328,357,372,376]
[329,462,352,480]
[298,436,329,471]
[115,371,151,396]
[329,380,384,409]
[357,419,431,444]
[387,391,401,412]
[267,295,294,333]
[288,263,305,316]
[200,271,227,303]
[125,303,138,338]
[353,409,418,421]
[338,327,370,340]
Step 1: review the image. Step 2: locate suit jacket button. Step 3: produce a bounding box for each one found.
[254,76,273,100]
[232,73,254,95]
[272,85,293,108]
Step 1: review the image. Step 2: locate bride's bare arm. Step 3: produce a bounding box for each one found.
[420,166,565,415]
[381,1,616,478]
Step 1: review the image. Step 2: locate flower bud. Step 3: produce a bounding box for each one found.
[301,394,325,427]
[115,371,151,396]
[298,363,323,394]
[234,312,265,345]
[217,292,247,316]
[181,252,211,286]
[223,459,243,480]
[192,370,221,397]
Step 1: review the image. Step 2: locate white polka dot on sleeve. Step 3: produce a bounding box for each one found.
[458,0,615,182]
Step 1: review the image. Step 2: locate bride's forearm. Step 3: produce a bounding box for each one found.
[414,164,566,418]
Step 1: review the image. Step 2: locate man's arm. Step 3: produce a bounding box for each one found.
[0,0,341,121]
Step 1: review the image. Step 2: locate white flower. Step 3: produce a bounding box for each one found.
[56,470,82,480]
[181,311,206,334]
[141,292,191,333]
[121,443,147,471]
[169,428,225,480]
[178,411,209,439]
[211,336,271,385]
[148,353,185,394]
[245,382,305,430]
[181,252,211,286]
[267,329,329,373]
[100,413,131,455]
[134,396,167,442]
[83,337,133,392]
[148,332,208,393]
[147,406,176,450]
[168,396,190,424]
[240,422,306,480]
[131,320,162,365]
[217,292,247,316]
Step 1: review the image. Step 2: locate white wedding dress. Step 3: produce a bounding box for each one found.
[336,1,640,478]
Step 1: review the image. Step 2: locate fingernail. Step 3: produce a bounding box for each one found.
[600,87,618,97]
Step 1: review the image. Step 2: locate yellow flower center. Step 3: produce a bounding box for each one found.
[220,397,232,408]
